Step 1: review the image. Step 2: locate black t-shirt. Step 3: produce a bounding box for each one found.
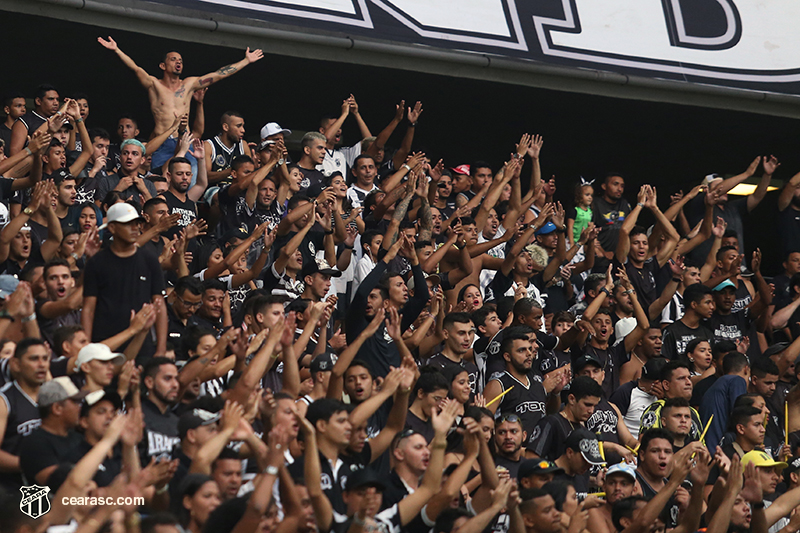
[575,342,629,399]
[424,353,479,393]
[709,310,753,345]
[20,427,83,484]
[404,411,434,444]
[162,191,197,239]
[526,413,575,460]
[691,374,718,410]
[297,167,326,193]
[592,197,632,253]
[83,246,165,346]
[661,320,713,360]
[272,230,325,275]
[141,398,180,463]
[66,439,122,487]
[615,257,661,312]
[780,207,800,257]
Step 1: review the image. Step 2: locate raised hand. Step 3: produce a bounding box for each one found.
[429,159,444,182]
[190,137,205,159]
[348,94,361,115]
[644,185,658,209]
[385,306,403,341]
[28,129,52,153]
[364,308,386,337]
[751,248,762,273]
[516,133,531,157]
[550,202,566,227]
[740,460,763,503]
[98,36,118,50]
[669,256,686,277]
[636,185,649,206]
[245,47,264,63]
[193,87,207,103]
[527,134,544,159]
[407,101,423,124]
[431,399,458,436]
[711,216,727,239]
[745,156,761,177]
[394,100,406,122]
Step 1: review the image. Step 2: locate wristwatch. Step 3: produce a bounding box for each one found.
[23,207,34,216]
[265,465,279,475]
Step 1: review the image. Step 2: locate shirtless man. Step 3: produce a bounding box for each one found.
[97,36,263,169]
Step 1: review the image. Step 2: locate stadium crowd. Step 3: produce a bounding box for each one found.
[2,35,800,533]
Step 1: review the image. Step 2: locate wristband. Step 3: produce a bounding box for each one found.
[751,501,765,509]
[402,164,411,172]
[636,202,644,207]
[325,229,335,235]
[342,244,354,250]
[624,289,635,295]
[21,313,36,324]
[601,288,612,297]
[75,117,83,123]
[408,122,417,127]
[155,484,169,495]
[0,311,13,322]
[672,277,682,283]
[71,252,81,262]
[25,147,33,156]
[265,465,279,475]
[513,153,522,160]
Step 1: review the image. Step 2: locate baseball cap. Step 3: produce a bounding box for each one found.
[606,461,637,481]
[0,275,19,299]
[203,186,220,205]
[518,459,564,480]
[74,343,125,373]
[614,317,638,343]
[302,257,342,279]
[641,358,667,381]
[178,408,222,439]
[344,468,387,492]
[450,164,470,176]
[80,389,122,417]
[407,271,441,291]
[51,168,74,184]
[702,173,723,187]
[260,122,292,141]
[38,376,90,407]
[573,354,603,373]
[310,352,338,374]
[713,280,736,292]
[535,222,557,236]
[222,226,250,245]
[99,202,143,229]
[565,428,605,465]
[784,456,800,484]
[741,450,787,472]
[762,343,790,359]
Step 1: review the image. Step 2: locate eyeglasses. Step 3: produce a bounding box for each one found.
[176,294,202,309]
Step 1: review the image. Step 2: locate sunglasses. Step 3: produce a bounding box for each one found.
[437,182,449,189]
[498,414,521,425]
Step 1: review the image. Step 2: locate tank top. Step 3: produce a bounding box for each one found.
[0,381,41,490]
[488,370,547,434]
[208,136,246,173]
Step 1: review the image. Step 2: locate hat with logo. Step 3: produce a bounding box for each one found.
[99,202,143,229]
[344,467,387,492]
[518,459,565,480]
[606,461,637,481]
[80,388,122,417]
[51,168,74,185]
[0,275,19,299]
[260,122,292,141]
[783,456,800,483]
[741,449,787,472]
[178,408,222,439]
[713,279,737,292]
[74,343,125,373]
[564,428,605,465]
[38,376,91,407]
[535,222,557,236]
[222,226,250,245]
[302,257,342,279]
[573,353,603,373]
[450,164,470,176]
[310,352,338,374]
[702,173,723,187]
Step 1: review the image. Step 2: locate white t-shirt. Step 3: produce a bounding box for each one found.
[317,143,361,177]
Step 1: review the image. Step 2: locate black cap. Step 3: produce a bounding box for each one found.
[763,343,790,359]
[641,358,668,381]
[784,456,800,484]
[301,257,342,279]
[51,167,74,185]
[573,354,602,373]
[518,459,565,480]
[310,352,338,374]
[80,389,122,418]
[178,408,221,439]
[306,182,326,199]
[564,428,604,465]
[345,468,387,492]
[222,226,250,245]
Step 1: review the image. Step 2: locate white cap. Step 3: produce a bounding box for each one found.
[99,203,143,229]
[260,122,292,140]
[75,343,125,372]
[613,317,638,346]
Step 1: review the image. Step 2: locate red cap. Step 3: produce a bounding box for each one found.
[450,164,470,176]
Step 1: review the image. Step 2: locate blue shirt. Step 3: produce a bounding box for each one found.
[700,374,748,451]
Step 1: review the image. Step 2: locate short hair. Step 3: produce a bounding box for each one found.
[203,278,227,293]
[471,304,498,331]
[660,361,690,382]
[458,216,477,227]
[723,229,738,240]
[519,488,552,514]
[174,276,203,298]
[639,428,674,455]
[118,114,139,128]
[612,496,648,532]
[361,230,382,251]
[2,92,25,107]
[301,131,326,149]
[584,274,607,295]
[722,352,749,374]
[181,326,216,359]
[414,366,450,396]
[52,325,84,355]
[434,508,472,533]
[543,479,574,512]
[353,154,376,168]
[604,173,624,184]
[168,156,192,174]
[221,111,243,126]
[141,512,180,533]
[443,312,473,330]
[568,376,604,402]
[364,190,382,212]
[88,128,110,142]
[629,225,647,240]
[729,406,763,432]
[552,311,575,327]
[500,331,531,358]
[43,258,71,278]
[471,161,492,175]
[514,298,543,318]
[35,84,58,100]
[751,356,780,379]
[683,283,712,307]
[734,393,762,409]
[143,197,168,214]
[231,155,254,172]
[287,194,311,211]
[142,356,177,382]
[716,245,738,261]
[346,358,374,379]
[306,398,347,427]
[661,397,690,417]
[14,338,46,359]
[712,340,737,360]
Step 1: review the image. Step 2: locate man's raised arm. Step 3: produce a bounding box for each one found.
[193,48,264,89]
[98,36,155,89]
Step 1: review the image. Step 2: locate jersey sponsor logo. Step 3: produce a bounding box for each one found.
[587,408,618,435]
[147,431,180,456]
[19,485,50,519]
[516,401,545,415]
[215,154,227,168]
[530,425,542,442]
[17,419,41,437]
[641,410,658,430]
[320,473,333,490]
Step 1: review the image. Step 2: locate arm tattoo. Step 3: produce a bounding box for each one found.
[216,64,238,76]
[199,77,213,86]
[419,197,433,242]
[389,193,414,245]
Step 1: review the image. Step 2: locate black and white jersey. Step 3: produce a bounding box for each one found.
[0,381,41,490]
[208,136,246,173]
[486,371,547,435]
